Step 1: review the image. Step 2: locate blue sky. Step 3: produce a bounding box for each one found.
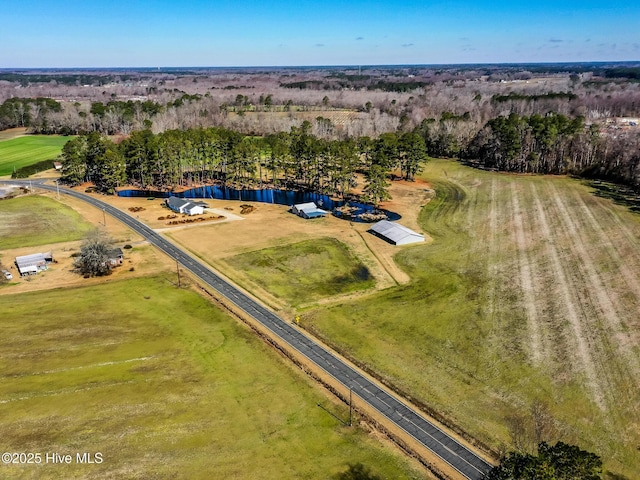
[1,0,638,67]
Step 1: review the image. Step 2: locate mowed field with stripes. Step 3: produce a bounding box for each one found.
[305,159,640,478]
[0,135,69,176]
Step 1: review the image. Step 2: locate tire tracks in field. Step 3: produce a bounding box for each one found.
[2,356,155,379]
[531,184,606,411]
[509,183,543,364]
[572,191,640,338]
[486,179,498,336]
[548,185,640,403]
[592,199,640,257]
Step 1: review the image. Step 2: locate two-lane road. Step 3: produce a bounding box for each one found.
[6,180,493,479]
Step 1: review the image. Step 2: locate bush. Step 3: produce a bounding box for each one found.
[11,160,55,178]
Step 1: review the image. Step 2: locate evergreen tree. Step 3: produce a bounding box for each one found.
[363,164,391,206]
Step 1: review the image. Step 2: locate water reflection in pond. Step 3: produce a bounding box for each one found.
[117,185,400,222]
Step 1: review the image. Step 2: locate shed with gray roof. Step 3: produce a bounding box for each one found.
[15,252,54,276]
[368,220,424,245]
[291,202,329,219]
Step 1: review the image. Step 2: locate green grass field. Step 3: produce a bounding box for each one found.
[0,135,69,176]
[0,277,423,480]
[303,159,640,479]
[0,195,94,249]
[224,238,375,306]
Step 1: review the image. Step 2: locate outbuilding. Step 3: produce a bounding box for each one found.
[15,252,54,276]
[166,196,207,215]
[368,220,425,245]
[291,202,329,219]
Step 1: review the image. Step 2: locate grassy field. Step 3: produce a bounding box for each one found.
[0,135,69,176]
[223,238,375,307]
[0,195,94,249]
[302,159,640,479]
[0,277,424,480]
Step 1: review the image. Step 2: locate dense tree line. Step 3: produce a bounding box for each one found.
[0,97,62,130]
[491,92,578,103]
[59,124,427,206]
[463,113,640,189]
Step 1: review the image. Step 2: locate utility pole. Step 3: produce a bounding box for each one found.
[176,259,181,288]
[349,387,353,427]
[56,180,60,199]
[102,208,106,226]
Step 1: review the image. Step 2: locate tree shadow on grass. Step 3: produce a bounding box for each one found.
[334,463,382,480]
[585,180,640,213]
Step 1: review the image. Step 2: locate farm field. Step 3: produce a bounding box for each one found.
[227,108,365,127]
[300,159,640,479]
[0,195,95,249]
[0,135,69,176]
[223,237,375,307]
[0,277,424,480]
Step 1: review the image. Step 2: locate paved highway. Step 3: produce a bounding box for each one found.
[7,180,493,480]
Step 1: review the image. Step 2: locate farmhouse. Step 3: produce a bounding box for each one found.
[291,202,329,219]
[107,248,124,267]
[166,196,207,215]
[15,252,54,276]
[368,220,425,245]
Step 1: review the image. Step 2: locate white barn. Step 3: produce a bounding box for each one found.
[291,202,329,219]
[166,196,206,215]
[368,220,425,246]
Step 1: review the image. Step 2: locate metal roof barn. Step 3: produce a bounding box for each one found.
[15,252,53,275]
[368,220,425,245]
[291,202,329,219]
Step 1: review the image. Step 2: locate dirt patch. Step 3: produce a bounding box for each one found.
[0,127,28,142]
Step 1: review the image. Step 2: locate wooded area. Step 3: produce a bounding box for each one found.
[58,126,426,206]
[1,64,639,191]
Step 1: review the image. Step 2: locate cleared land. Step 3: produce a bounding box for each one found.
[227,109,365,127]
[0,135,69,176]
[299,159,640,479]
[223,237,375,307]
[0,195,95,249]
[0,276,424,480]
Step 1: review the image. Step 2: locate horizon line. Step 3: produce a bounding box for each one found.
[1,60,640,71]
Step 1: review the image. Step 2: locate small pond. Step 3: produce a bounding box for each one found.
[117,185,400,222]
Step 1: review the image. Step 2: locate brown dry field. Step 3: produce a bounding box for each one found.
[0,127,28,141]
[227,109,365,126]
